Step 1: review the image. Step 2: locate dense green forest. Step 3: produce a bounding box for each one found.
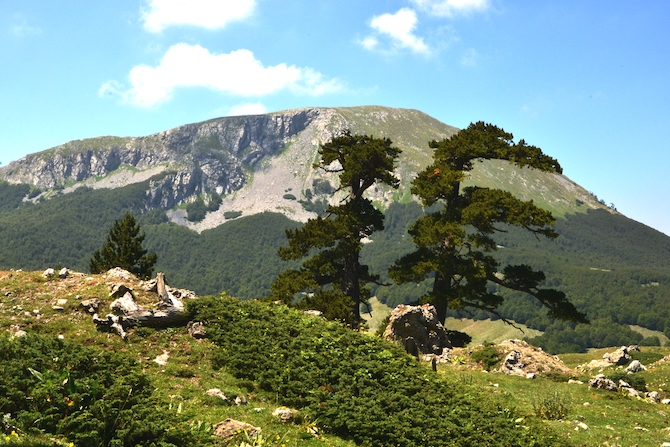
[0,178,669,352]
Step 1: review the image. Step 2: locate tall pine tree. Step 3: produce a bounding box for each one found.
[390,122,587,325]
[89,212,157,279]
[270,131,401,324]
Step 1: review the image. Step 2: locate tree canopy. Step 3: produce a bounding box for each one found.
[390,122,587,325]
[270,131,401,323]
[89,211,157,279]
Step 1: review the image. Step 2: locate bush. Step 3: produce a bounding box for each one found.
[224,211,243,220]
[0,334,202,447]
[470,345,502,371]
[282,194,297,200]
[607,371,647,392]
[532,391,571,420]
[190,296,564,447]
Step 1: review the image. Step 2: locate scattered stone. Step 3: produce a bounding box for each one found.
[42,268,55,278]
[634,426,649,431]
[153,350,169,366]
[213,419,260,440]
[272,406,299,422]
[205,388,228,402]
[583,402,590,407]
[589,375,618,391]
[9,325,26,338]
[4,292,13,297]
[497,339,574,377]
[235,395,247,406]
[647,391,661,403]
[52,306,64,311]
[568,379,584,385]
[56,299,68,306]
[382,304,452,356]
[110,284,134,298]
[602,345,638,366]
[80,299,101,313]
[104,268,137,282]
[622,387,640,398]
[574,421,589,430]
[58,268,69,279]
[662,399,670,405]
[187,321,206,339]
[625,360,647,373]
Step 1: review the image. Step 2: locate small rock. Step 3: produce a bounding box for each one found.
[52,306,65,311]
[272,406,298,422]
[187,321,206,339]
[583,402,590,406]
[153,351,169,366]
[634,426,649,431]
[57,334,64,339]
[662,399,670,405]
[206,388,228,402]
[574,421,589,430]
[110,284,134,298]
[525,372,536,379]
[303,309,323,317]
[213,419,260,440]
[42,268,55,278]
[80,299,101,313]
[58,268,69,279]
[647,391,661,403]
[568,379,584,385]
[589,375,618,391]
[56,299,68,306]
[235,395,247,406]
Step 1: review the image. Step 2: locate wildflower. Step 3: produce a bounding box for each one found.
[11,430,18,437]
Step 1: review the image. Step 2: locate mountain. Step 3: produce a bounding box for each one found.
[0,105,669,352]
[0,106,606,230]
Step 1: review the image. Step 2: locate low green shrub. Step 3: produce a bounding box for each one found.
[607,371,647,391]
[0,334,205,447]
[470,345,502,371]
[190,296,566,447]
[532,391,571,420]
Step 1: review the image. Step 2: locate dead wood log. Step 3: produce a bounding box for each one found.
[93,272,192,338]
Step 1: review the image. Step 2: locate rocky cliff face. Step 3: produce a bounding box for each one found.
[0,109,318,209]
[0,105,607,231]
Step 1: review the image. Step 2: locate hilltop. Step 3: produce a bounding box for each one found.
[5,268,670,446]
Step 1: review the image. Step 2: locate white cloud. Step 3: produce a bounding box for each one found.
[409,0,490,17]
[142,0,255,33]
[99,43,342,107]
[227,102,268,116]
[8,14,41,37]
[363,8,429,55]
[460,48,480,66]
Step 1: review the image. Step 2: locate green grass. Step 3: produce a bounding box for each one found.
[444,317,543,345]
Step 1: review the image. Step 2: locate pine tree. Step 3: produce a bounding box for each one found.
[89,212,157,279]
[270,131,401,324]
[389,122,587,325]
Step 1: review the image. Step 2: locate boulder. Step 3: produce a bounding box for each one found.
[213,419,260,440]
[58,268,69,279]
[589,374,618,391]
[42,268,55,278]
[382,304,452,356]
[110,284,134,298]
[625,360,647,373]
[602,345,639,366]
[206,388,228,402]
[647,391,661,403]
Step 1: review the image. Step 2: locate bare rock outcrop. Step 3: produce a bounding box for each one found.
[382,304,452,357]
[498,339,573,377]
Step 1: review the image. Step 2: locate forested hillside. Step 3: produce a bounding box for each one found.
[1,173,669,353]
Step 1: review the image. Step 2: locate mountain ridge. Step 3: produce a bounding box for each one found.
[0,105,608,232]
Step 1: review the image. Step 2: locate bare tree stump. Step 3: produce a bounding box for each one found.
[93,272,192,338]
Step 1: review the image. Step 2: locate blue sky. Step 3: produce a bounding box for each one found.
[1,1,669,235]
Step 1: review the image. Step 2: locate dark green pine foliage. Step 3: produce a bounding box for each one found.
[89,212,157,279]
[271,131,401,324]
[390,122,587,325]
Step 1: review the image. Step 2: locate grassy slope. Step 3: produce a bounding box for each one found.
[6,270,670,446]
